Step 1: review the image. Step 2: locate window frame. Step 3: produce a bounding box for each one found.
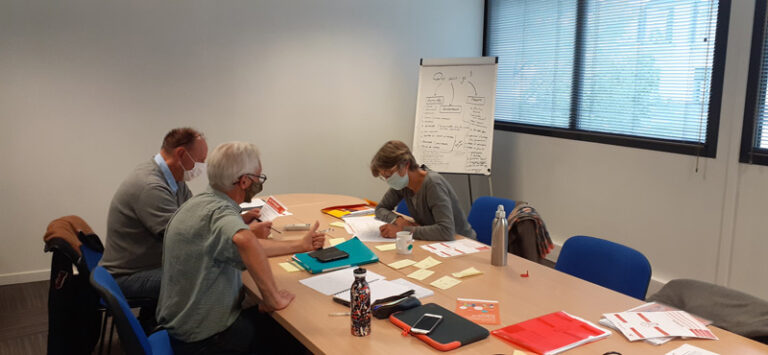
[484,0,731,158]
[740,0,768,165]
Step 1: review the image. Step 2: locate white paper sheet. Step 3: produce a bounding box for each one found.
[258,196,293,222]
[603,311,717,342]
[342,215,391,242]
[299,267,385,296]
[665,344,720,355]
[390,278,435,299]
[420,239,491,257]
[599,302,712,346]
[239,198,265,211]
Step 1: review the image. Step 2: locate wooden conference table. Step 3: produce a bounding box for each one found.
[242,194,768,354]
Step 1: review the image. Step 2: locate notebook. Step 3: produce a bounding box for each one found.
[333,279,413,305]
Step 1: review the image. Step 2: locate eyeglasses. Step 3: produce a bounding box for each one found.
[378,165,402,181]
[234,173,267,185]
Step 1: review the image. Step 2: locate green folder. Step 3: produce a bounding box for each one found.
[292,237,379,274]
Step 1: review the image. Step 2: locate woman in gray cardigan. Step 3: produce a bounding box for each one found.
[370,140,476,241]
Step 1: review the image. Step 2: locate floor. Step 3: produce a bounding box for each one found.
[0,281,49,355]
[0,280,123,355]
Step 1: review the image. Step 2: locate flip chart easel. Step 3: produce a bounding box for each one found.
[412,57,498,202]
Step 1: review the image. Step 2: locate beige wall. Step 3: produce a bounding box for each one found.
[0,0,484,283]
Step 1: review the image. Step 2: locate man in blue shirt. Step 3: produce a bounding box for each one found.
[100,127,207,328]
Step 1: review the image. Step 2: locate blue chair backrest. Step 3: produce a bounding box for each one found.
[395,199,411,217]
[467,196,516,246]
[79,243,102,273]
[555,236,652,300]
[89,266,152,355]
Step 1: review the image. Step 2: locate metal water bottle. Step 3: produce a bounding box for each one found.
[350,267,371,336]
[491,204,508,266]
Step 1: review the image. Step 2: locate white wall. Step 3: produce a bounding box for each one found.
[4,0,767,301]
[491,0,768,299]
[0,0,484,284]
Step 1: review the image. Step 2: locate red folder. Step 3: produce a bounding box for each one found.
[492,311,610,355]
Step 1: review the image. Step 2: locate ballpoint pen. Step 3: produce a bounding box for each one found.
[255,218,282,234]
[329,312,350,316]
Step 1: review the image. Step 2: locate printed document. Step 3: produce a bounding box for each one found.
[421,239,491,257]
[603,311,717,342]
[258,196,292,222]
[342,215,390,242]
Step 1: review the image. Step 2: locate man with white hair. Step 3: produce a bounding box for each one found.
[157,142,324,354]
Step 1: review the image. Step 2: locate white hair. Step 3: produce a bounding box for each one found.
[207,142,261,192]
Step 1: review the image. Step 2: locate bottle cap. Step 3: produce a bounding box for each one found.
[354,267,366,275]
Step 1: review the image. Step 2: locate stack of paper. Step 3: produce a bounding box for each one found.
[602,310,717,343]
[599,302,713,345]
[421,239,491,257]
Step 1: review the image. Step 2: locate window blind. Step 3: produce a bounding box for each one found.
[486,0,576,128]
[740,0,768,165]
[754,11,768,150]
[486,0,725,155]
[577,0,718,143]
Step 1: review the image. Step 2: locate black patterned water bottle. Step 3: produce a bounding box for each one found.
[350,267,371,336]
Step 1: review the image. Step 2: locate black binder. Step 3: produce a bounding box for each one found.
[389,303,490,351]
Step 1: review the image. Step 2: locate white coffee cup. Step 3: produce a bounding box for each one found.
[396,231,413,255]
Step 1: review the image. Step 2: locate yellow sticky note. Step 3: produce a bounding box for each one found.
[452,267,483,278]
[330,221,346,228]
[413,256,442,269]
[430,276,461,290]
[407,268,435,281]
[513,350,529,355]
[278,262,300,272]
[328,238,345,246]
[388,259,417,269]
[375,243,397,251]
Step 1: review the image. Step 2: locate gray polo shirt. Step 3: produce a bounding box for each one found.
[100,157,192,275]
[375,170,476,241]
[157,186,249,342]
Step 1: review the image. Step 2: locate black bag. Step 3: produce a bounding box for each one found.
[45,233,103,355]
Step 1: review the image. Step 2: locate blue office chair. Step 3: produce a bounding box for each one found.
[78,234,115,355]
[555,236,652,300]
[395,199,411,217]
[467,196,516,246]
[79,242,102,274]
[89,266,173,355]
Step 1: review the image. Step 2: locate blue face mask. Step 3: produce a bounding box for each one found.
[386,169,409,190]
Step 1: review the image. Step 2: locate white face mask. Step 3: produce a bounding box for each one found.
[386,168,409,190]
[183,151,206,182]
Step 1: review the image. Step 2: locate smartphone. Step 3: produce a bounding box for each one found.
[307,247,349,262]
[410,313,443,334]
